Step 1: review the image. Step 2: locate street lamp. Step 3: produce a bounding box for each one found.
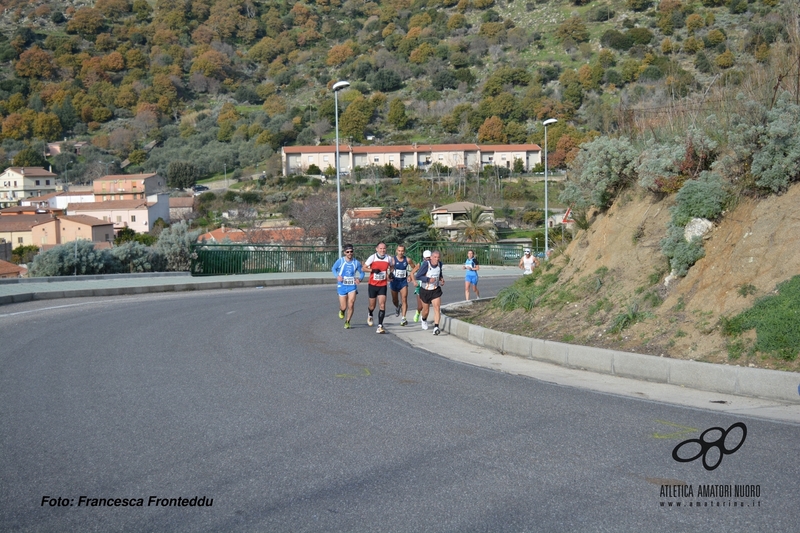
[542,118,557,260]
[332,80,350,257]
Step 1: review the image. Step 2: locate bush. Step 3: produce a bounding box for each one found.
[750,93,800,193]
[560,136,638,211]
[660,225,706,276]
[110,242,166,272]
[29,241,120,277]
[670,171,729,226]
[155,222,202,271]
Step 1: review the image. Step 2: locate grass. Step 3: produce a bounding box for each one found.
[492,267,562,312]
[607,303,653,334]
[721,275,800,361]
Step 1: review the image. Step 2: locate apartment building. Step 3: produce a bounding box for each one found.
[0,167,59,208]
[281,143,543,176]
[92,173,166,201]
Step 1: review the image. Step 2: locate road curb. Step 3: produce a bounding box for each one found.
[442,302,800,405]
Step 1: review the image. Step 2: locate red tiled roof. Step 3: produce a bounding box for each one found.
[169,197,195,208]
[3,167,57,177]
[68,200,149,210]
[0,214,55,231]
[57,215,114,227]
[282,143,541,153]
[93,173,157,181]
[0,259,25,276]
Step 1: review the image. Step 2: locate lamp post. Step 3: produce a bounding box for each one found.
[332,80,350,257]
[224,163,227,188]
[542,118,557,260]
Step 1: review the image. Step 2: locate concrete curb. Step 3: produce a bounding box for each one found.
[441,303,800,405]
[0,277,336,305]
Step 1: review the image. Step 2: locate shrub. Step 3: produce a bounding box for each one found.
[155,221,201,271]
[29,240,120,277]
[110,241,166,272]
[560,136,638,212]
[750,93,800,193]
[670,171,729,226]
[660,225,705,276]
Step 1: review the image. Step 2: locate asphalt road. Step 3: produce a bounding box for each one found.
[1,280,799,532]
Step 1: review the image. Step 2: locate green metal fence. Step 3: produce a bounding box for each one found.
[190,241,536,276]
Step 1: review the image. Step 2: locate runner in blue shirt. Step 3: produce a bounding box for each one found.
[463,249,480,301]
[389,244,416,326]
[331,244,364,329]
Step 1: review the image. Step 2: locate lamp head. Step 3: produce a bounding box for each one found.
[543,118,558,127]
[332,80,350,92]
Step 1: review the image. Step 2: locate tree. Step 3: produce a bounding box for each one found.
[478,116,507,143]
[556,16,589,43]
[13,147,47,167]
[67,8,105,36]
[459,205,496,243]
[15,46,55,79]
[167,161,200,189]
[388,99,409,129]
[289,191,341,245]
[33,112,62,140]
[28,240,120,277]
[340,96,374,142]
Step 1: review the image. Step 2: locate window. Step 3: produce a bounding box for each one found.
[35,180,41,185]
[103,196,107,201]
[323,156,329,162]
[131,215,136,222]
[46,180,51,185]
[374,157,379,163]
[105,234,110,241]
[389,157,394,162]
[103,216,109,221]
[18,237,23,243]
[308,156,314,162]
[116,216,122,222]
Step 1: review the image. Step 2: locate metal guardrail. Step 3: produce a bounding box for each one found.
[190,242,541,276]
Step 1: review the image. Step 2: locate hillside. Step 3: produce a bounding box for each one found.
[457,180,800,372]
[0,0,793,184]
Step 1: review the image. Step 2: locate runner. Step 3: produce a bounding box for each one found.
[463,249,480,301]
[389,244,415,326]
[331,244,364,329]
[363,241,394,334]
[519,248,539,275]
[415,249,445,335]
[411,249,431,322]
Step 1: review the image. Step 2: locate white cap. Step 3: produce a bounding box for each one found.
[423,250,431,258]
[524,249,531,253]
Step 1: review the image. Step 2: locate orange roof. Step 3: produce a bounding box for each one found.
[282,143,541,153]
[197,227,248,243]
[169,197,195,208]
[57,215,115,227]
[68,200,149,210]
[0,214,55,231]
[0,259,25,277]
[94,173,157,182]
[4,167,57,177]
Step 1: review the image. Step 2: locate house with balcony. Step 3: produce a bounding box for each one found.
[92,173,166,201]
[0,167,59,208]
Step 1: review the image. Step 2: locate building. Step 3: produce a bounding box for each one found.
[92,173,166,201]
[32,215,115,246]
[431,201,495,241]
[67,194,170,233]
[0,167,59,208]
[0,258,25,278]
[169,196,195,222]
[281,143,542,176]
[0,213,57,247]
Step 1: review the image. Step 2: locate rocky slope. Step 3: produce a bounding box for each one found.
[464,181,800,372]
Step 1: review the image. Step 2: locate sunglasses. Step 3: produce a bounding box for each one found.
[344,250,354,253]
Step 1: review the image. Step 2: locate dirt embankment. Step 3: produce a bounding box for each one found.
[465,182,800,371]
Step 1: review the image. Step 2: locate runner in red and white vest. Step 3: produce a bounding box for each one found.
[364,242,394,334]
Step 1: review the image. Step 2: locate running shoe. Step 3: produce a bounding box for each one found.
[433,327,440,336]
[344,321,351,329]
[367,315,374,326]
[338,310,345,319]
[376,325,386,334]
[421,320,429,330]
[400,317,408,326]
[413,310,420,322]
[395,305,401,317]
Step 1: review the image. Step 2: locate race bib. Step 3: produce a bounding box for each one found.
[523,269,532,275]
[342,276,355,285]
[394,269,407,278]
[373,271,386,281]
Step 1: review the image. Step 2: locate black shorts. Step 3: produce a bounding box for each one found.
[368,284,388,299]
[419,287,443,304]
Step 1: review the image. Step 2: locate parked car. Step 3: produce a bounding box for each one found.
[192,184,209,192]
